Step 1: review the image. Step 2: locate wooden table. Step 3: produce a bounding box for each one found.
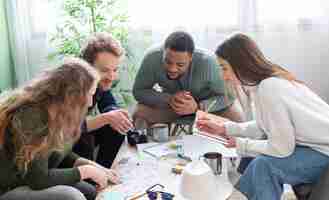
[97,135,234,200]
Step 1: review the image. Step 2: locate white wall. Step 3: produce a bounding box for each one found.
[197,27,329,102]
[132,27,329,103]
[254,30,329,102]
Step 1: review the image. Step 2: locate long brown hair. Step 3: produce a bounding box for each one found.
[215,33,299,86]
[0,58,99,172]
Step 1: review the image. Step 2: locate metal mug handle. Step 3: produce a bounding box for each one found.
[199,152,222,175]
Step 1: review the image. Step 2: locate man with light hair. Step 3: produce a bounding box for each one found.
[74,32,133,168]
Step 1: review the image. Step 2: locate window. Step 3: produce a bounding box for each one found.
[29,0,50,37]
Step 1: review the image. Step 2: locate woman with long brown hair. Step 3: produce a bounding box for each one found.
[196,33,329,200]
[0,58,119,200]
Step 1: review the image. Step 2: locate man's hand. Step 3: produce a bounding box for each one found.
[103,109,133,134]
[169,91,198,115]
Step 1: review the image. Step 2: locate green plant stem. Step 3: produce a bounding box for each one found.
[90,2,97,32]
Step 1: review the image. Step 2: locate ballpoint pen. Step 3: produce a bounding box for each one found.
[126,192,146,200]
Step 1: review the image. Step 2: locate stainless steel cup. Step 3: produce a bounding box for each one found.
[200,152,222,175]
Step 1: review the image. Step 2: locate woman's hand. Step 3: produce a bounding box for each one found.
[105,169,121,184]
[78,165,108,190]
[196,116,226,137]
[76,159,121,185]
[224,136,237,148]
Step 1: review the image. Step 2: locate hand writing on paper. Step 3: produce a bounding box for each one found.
[195,111,228,137]
[224,136,237,148]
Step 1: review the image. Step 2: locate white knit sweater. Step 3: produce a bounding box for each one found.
[225,77,329,158]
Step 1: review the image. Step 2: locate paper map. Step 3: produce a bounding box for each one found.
[113,155,161,198]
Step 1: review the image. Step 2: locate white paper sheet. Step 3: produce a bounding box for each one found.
[183,135,238,159]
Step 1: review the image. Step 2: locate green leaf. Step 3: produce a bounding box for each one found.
[48,0,147,106]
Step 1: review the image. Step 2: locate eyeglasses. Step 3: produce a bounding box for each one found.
[146,184,174,200]
[127,184,174,200]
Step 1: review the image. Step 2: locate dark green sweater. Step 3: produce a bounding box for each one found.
[0,106,81,195]
[133,46,235,112]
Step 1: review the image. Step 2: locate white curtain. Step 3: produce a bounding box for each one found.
[5,0,49,86]
[127,0,240,51]
[238,0,257,31]
[7,0,329,101]
[127,0,329,101]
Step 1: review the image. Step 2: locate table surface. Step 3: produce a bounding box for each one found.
[96,135,234,200]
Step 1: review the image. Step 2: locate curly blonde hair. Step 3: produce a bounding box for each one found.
[0,58,99,172]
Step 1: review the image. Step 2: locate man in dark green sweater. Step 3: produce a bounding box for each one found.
[133,31,243,128]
